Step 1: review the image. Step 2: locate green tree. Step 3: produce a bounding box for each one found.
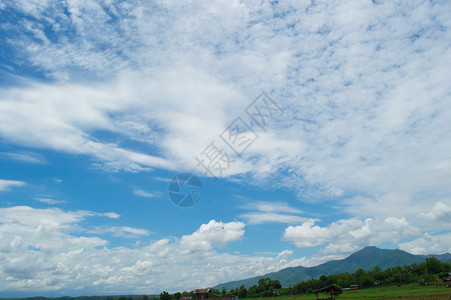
[426,257,445,274]
[263,286,274,297]
[257,277,270,292]
[336,272,353,288]
[369,266,383,283]
[238,285,247,298]
[391,266,405,285]
[160,291,172,300]
[248,284,257,297]
[327,274,338,285]
[359,275,374,288]
[355,268,366,279]
[210,289,220,295]
[272,279,282,289]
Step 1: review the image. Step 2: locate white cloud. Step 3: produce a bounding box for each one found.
[240,212,311,225]
[283,216,423,263]
[0,206,300,295]
[34,197,65,205]
[0,0,449,206]
[420,201,451,224]
[0,179,26,191]
[133,189,156,198]
[88,226,151,238]
[399,232,451,255]
[284,220,337,248]
[343,195,451,232]
[53,178,63,183]
[180,220,245,252]
[276,250,293,260]
[241,201,303,214]
[239,201,308,225]
[101,212,120,219]
[0,152,46,164]
[0,82,177,172]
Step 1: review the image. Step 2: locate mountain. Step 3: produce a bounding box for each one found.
[214,246,451,290]
[426,252,451,262]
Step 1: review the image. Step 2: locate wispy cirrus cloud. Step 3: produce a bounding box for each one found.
[0,0,448,206]
[1,152,46,164]
[87,226,151,238]
[91,211,121,219]
[34,197,66,205]
[133,189,156,198]
[241,212,311,225]
[240,201,303,214]
[0,179,26,191]
[239,201,310,225]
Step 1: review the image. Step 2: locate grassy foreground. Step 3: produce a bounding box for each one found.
[245,284,451,299]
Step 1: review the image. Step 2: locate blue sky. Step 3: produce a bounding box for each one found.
[0,0,450,297]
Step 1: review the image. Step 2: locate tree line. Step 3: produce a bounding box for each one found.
[227,257,451,297]
[160,257,451,299]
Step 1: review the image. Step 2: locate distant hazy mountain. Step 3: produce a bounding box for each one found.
[214,246,451,290]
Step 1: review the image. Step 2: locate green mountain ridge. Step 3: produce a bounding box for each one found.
[214,246,451,290]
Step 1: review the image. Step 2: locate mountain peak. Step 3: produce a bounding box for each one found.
[359,245,379,251]
[214,247,450,290]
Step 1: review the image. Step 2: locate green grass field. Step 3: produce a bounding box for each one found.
[246,284,451,299]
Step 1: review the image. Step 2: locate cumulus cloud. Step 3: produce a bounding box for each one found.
[344,195,451,232]
[0,206,298,295]
[399,232,451,255]
[283,217,423,263]
[420,201,451,224]
[180,220,245,252]
[284,219,337,248]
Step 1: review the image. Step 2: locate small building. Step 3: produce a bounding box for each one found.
[195,288,211,300]
[444,273,451,286]
[194,288,237,300]
[313,284,342,300]
[342,284,358,291]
